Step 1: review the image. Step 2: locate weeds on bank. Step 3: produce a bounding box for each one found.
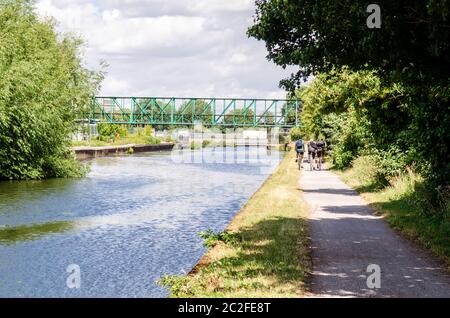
[198,230,241,248]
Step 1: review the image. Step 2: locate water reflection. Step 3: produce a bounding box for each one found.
[0,221,74,245]
[0,147,281,297]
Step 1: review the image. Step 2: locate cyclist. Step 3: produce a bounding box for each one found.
[316,138,326,170]
[295,138,304,169]
[307,139,318,170]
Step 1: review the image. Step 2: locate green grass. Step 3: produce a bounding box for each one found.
[158,150,310,297]
[72,133,161,147]
[72,139,110,147]
[336,156,450,268]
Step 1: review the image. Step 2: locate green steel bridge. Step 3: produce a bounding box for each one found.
[87,97,301,128]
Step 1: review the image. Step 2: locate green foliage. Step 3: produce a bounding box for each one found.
[74,126,160,147]
[190,141,199,150]
[223,108,255,126]
[248,0,450,90]
[289,127,303,141]
[177,100,213,126]
[322,112,368,169]
[157,275,190,297]
[365,147,408,181]
[202,140,211,148]
[299,67,449,194]
[249,0,450,194]
[144,135,161,145]
[298,69,383,169]
[198,230,240,249]
[281,101,298,126]
[134,126,157,144]
[299,68,407,145]
[143,126,154,137]
[0,1,103,180]
[97,124,128,139]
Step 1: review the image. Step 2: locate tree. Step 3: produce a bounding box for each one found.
[177,100,213,126]
[281,101,298,126]
[248,0,450,188]
[223,108,255,126]
[248,0,450,89]
[0,0,103,180]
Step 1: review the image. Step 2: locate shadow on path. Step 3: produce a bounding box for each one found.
[301,170,450,298]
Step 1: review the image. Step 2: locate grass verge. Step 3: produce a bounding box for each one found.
[159,150,310,297]
[72,134,162,147]
[335,156,450,268]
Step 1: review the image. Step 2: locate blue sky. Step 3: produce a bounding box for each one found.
[36,0,296,99]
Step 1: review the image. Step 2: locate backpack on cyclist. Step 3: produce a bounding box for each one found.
[316,140,325,150]
[308,141,317,152]
[295,139,304,151]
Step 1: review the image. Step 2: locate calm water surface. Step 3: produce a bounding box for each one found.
[0,147,281,297]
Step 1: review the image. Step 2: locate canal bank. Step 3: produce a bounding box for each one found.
[72,143,175,160]
[160,150,310,297]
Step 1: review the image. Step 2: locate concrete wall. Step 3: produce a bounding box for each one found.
[72,143,175,161]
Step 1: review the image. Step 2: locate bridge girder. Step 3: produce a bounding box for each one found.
[86,97,302,128]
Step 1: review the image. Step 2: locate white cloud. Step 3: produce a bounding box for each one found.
[35,0,296,99]
[186,0,254,13]
[90,15,211,55]
[102,9,121,22]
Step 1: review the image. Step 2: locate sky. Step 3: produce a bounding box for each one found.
[35,0,297,99]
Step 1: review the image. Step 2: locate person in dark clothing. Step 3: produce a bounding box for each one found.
[295,138,304,168]
[307,139,318,170]
[315,139,326,170]
[316,139,326,158]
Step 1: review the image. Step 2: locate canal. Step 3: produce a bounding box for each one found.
[0,147,282,297]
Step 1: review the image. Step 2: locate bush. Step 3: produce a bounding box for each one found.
[290,127,303,141]
[349,150,409,189]
[333,148,355,169]
[97,124,128,139]
[347,156,386,189]
[190,141,201,150]
[43,155,89,178]
[365,146,408,180]
[145,135,161,145]
[202,140,211,148]
[0,1,103,180]
[348,154,450,219]
[322,112,368,169]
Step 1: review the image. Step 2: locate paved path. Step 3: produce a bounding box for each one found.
[300,168,450,298]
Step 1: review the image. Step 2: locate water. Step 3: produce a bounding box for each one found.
[0,147,281,297]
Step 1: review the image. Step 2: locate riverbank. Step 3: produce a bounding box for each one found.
[159,150,310,297]
[72,143,175,160]
[335,156,450,268]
